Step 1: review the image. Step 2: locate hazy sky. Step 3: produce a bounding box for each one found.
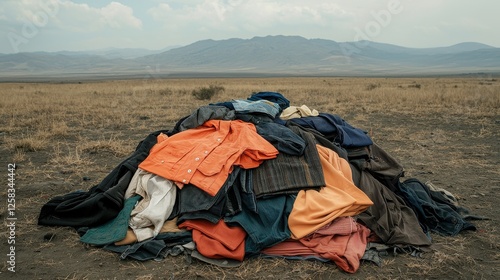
[1,0,499,53]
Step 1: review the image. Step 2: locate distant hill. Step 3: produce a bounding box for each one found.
[0,35,499,80]
[54,46,181,59]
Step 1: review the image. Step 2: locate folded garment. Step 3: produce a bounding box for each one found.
[288,145,373,239]
[179,219,246,261]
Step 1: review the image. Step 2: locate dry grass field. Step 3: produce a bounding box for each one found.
[0,76,499,279]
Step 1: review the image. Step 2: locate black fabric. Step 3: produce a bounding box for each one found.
[348,143,431,246]
[347,144,404,192]
[37,130,171,227]
[355,170,431,246]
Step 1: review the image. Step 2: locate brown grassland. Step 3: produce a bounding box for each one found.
[0,76,499,279]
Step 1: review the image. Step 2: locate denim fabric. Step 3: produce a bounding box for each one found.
[427,185,488,221]
[247,91,290,112]
[177,168,238,224]
[255,121,306,156]
[228,168,257,216]
[177,167,257,224]
[426,181,460,207]
[103,231,193,261]
[231,99,281,118]
[284,113,373,148]
[236,113,306,156]
[225,195,296,255]
[156,231,193,246]
[397,178,476,236]
[104,239,167,261]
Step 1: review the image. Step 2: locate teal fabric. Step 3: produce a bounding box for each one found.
[225,195,295,255]
[80,195,141,246]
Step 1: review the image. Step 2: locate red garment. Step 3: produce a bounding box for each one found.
[178,219,246,261]
[139,120,278,196]
[262,217,370,274]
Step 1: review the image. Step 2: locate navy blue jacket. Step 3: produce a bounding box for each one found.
[280,113,373,148]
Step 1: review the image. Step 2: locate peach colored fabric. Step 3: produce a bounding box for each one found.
[288,144,373,239]
[299,217,371,273]
[262,217,371,273]
[114,218,185,246]
[139,120,278,196]
[179,219,246,261]
[114,228,138,246]
[159,217,185,233]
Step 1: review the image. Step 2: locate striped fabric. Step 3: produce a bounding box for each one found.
[252,125,325,197]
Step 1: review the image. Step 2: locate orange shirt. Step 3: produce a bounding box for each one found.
[139,120,278,196]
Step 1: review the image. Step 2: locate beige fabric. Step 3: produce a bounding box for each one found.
[124,168,177,242]
[280,105,319,120]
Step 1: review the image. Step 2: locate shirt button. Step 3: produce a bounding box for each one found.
[187,169,192,173]
[182,179,187,183]
[204,151,208,154]
[217,138,221,142]
[161,160,164,163]
[195,157,200,161]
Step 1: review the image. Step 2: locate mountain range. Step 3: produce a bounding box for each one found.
[1,35,499,81]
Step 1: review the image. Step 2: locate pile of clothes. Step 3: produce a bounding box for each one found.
[38,92,480,273]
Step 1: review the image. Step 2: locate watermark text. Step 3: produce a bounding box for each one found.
[6,163,17,272]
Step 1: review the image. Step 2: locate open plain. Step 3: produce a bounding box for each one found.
[0,76,499,279]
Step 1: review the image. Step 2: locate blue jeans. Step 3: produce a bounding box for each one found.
[397,178,476,236]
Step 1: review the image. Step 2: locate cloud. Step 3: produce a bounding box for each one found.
[148,3,172,21]
[59,0,142,30]
[1,0,142,32]
[99,1,142,29]
[2,0,499,53]
[148,0,352,37]
[0,6,6,21]
[0,0,146,53]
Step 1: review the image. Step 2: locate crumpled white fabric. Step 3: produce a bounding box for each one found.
[125,168,177,242]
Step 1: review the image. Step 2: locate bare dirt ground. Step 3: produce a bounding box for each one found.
[0,77,499,279]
